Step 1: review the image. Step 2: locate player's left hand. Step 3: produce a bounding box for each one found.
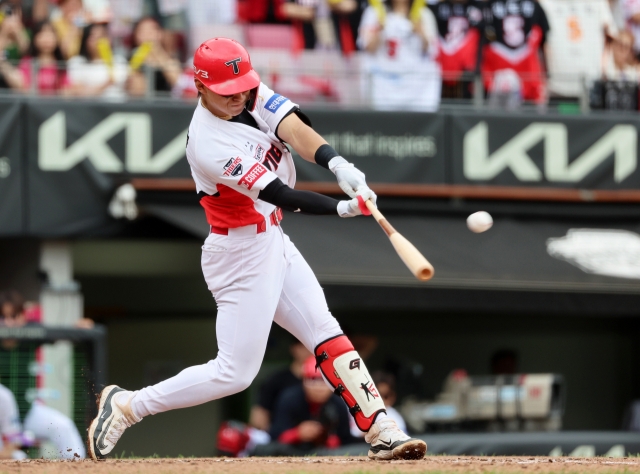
[331,161,372,199]
[337,188,377,217]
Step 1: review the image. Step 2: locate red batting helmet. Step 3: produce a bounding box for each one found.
[193,38,261,110]
[302,355,323,380]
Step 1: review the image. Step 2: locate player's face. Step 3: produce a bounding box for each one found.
[196,80,251,118]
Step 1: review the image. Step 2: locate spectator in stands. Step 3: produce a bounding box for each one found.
[249,339,311,432]
[349,371,406,438]
[283,0,319,50]
[0,289,24,327]
[357,0,441,111]
[623,0,640,57]
[187,0,237,32]
[0,3,30,58]
[14,21,69,95]
[238,0,289,24]
[66,23,129,99]
[108,0,143,47]
[0,289,26,351]
[0,4,30,89]
[540,0,617,98]
[429,0,483,99]
[171,61,198,99]
[329,0,363,55]
[604,30,640,81]
[481,0,550,105]
[31,0,52,25]
[258,356,356,455]
[127,16,181,97]
[51,0,89,59]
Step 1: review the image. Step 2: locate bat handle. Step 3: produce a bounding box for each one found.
[365,199,384,222]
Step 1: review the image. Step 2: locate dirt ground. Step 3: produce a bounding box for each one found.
[2,456,640,474]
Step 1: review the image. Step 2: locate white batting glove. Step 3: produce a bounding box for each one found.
[337,188,377,218]
[329,157,374,202]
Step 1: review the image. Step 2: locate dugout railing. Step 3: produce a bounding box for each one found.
[0,325,107,442]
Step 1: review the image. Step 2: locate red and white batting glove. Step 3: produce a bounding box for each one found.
[337,189,377,218]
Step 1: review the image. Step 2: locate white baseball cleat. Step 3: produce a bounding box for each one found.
[365,417,427,460]
[88,385,141,460]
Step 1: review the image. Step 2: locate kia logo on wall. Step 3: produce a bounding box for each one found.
[463,121,637,183]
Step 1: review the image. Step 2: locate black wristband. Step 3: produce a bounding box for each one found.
[314,144,340,170]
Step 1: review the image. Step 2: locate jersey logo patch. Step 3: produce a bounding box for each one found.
[264,94,288,113]
[238,163,267,190]
[223,157,243,177]
[254,144,266,162]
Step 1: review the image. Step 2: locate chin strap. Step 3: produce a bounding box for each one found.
[315,335,386,432]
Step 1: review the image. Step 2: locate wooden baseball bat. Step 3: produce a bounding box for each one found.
[365,200,434,281]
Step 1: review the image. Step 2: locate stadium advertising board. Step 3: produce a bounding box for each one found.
[26,102,193,235]
[295,111,445,184]
[2,100,640,236]
[0,102,24,234]
[450,112,640,189]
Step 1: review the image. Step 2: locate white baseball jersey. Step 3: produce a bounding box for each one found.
[358,7,439,71]
[186,82,298,229]
[540,0,617,96]
[357,7,442,111]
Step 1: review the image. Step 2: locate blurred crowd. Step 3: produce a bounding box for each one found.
[0,0,637,111]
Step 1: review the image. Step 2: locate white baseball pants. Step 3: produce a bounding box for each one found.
[132,221,342,418]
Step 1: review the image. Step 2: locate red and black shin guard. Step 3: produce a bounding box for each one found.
[315,335,386,432]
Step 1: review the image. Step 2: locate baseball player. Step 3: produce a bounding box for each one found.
[0,383,86,460]
[88,37,427,462]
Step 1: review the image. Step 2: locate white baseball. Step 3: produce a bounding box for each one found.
[467,211,493,233]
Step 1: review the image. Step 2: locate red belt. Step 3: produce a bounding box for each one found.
[210,208,283,236]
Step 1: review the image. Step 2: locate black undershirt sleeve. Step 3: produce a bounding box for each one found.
[258,178,339,215]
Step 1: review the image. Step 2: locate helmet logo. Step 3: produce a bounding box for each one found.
[224,57,242,74]
[193,66,209,79]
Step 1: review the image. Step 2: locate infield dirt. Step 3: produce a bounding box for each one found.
[2,456,640,474]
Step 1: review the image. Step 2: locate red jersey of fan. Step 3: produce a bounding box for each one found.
[481,0,550,102]
[429,0,484,83]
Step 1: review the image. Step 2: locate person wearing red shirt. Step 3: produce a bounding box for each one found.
[481,0,550,103]
[265,356,357,454]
